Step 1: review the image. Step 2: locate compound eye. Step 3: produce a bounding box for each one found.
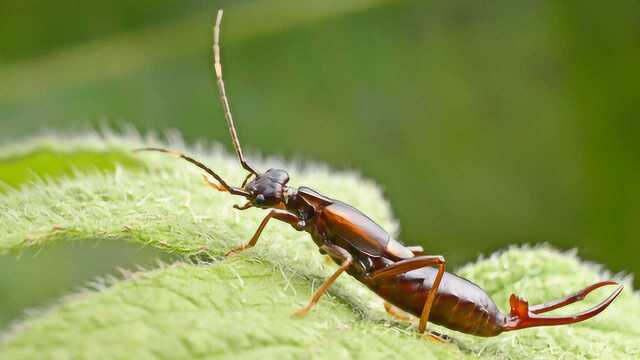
[255,194,266,205]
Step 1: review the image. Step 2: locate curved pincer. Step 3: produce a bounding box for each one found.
[503,281,623,331]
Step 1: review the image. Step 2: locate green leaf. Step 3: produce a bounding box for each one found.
[0,134,638,359]
[0,239,172,329]
[0,258,471,359]
[0,146,141,192]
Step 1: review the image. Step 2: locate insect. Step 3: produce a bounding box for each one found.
[137,9,623,338]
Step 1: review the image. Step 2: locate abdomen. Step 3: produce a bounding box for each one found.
[369,268,507,337]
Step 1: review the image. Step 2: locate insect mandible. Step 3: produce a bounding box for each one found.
[137,9,623,338]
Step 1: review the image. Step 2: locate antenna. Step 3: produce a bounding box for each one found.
[214,10,258,175]
[134,147,251,197]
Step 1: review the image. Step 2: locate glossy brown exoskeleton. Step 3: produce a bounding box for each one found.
[137,10,623,338]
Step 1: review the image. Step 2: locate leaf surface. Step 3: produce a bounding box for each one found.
[1,135,638,359]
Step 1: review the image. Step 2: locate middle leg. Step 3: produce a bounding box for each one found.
[293,244,352,317]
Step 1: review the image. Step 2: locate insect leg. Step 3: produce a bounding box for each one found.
[202,174,253,210]
[369,255,446,334]
[420,260,446,334]
[232,201,253,210]
[293,244,352,317]
[384,302,413,322]
[386,300,449,343]
[203,175,253,209]
[240,172,255,187]
[226,209,302,256]
[135,147,250,197]
[202,175,226,192]
[370,255,444,280]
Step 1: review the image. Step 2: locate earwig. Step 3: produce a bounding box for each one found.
[136,9,623,338]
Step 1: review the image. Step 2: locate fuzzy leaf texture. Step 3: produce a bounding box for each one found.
[0,134,638,359]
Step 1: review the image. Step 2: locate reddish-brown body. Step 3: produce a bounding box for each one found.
[369,268,506,336]
[139,148,623,337]
[139,9,623,338]
[279,185,620,337]
[288,186,508,336]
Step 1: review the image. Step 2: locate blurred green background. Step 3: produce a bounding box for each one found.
[1,0,639,328]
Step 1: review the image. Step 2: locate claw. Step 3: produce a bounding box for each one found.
[224,246,245,257]
[422,331,451,343]
[504,281,623,331]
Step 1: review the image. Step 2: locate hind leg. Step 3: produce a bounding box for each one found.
[370,255,447,334]
[384,302,449,343]
[384,302,413,322]
[423,331,451,343]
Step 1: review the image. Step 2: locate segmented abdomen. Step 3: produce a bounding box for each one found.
[369,267,508,337]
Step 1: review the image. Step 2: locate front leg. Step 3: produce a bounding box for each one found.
[202,174,226,192]
[293,244,352,317]
[203,175,254,210]
[226,209,303,256]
